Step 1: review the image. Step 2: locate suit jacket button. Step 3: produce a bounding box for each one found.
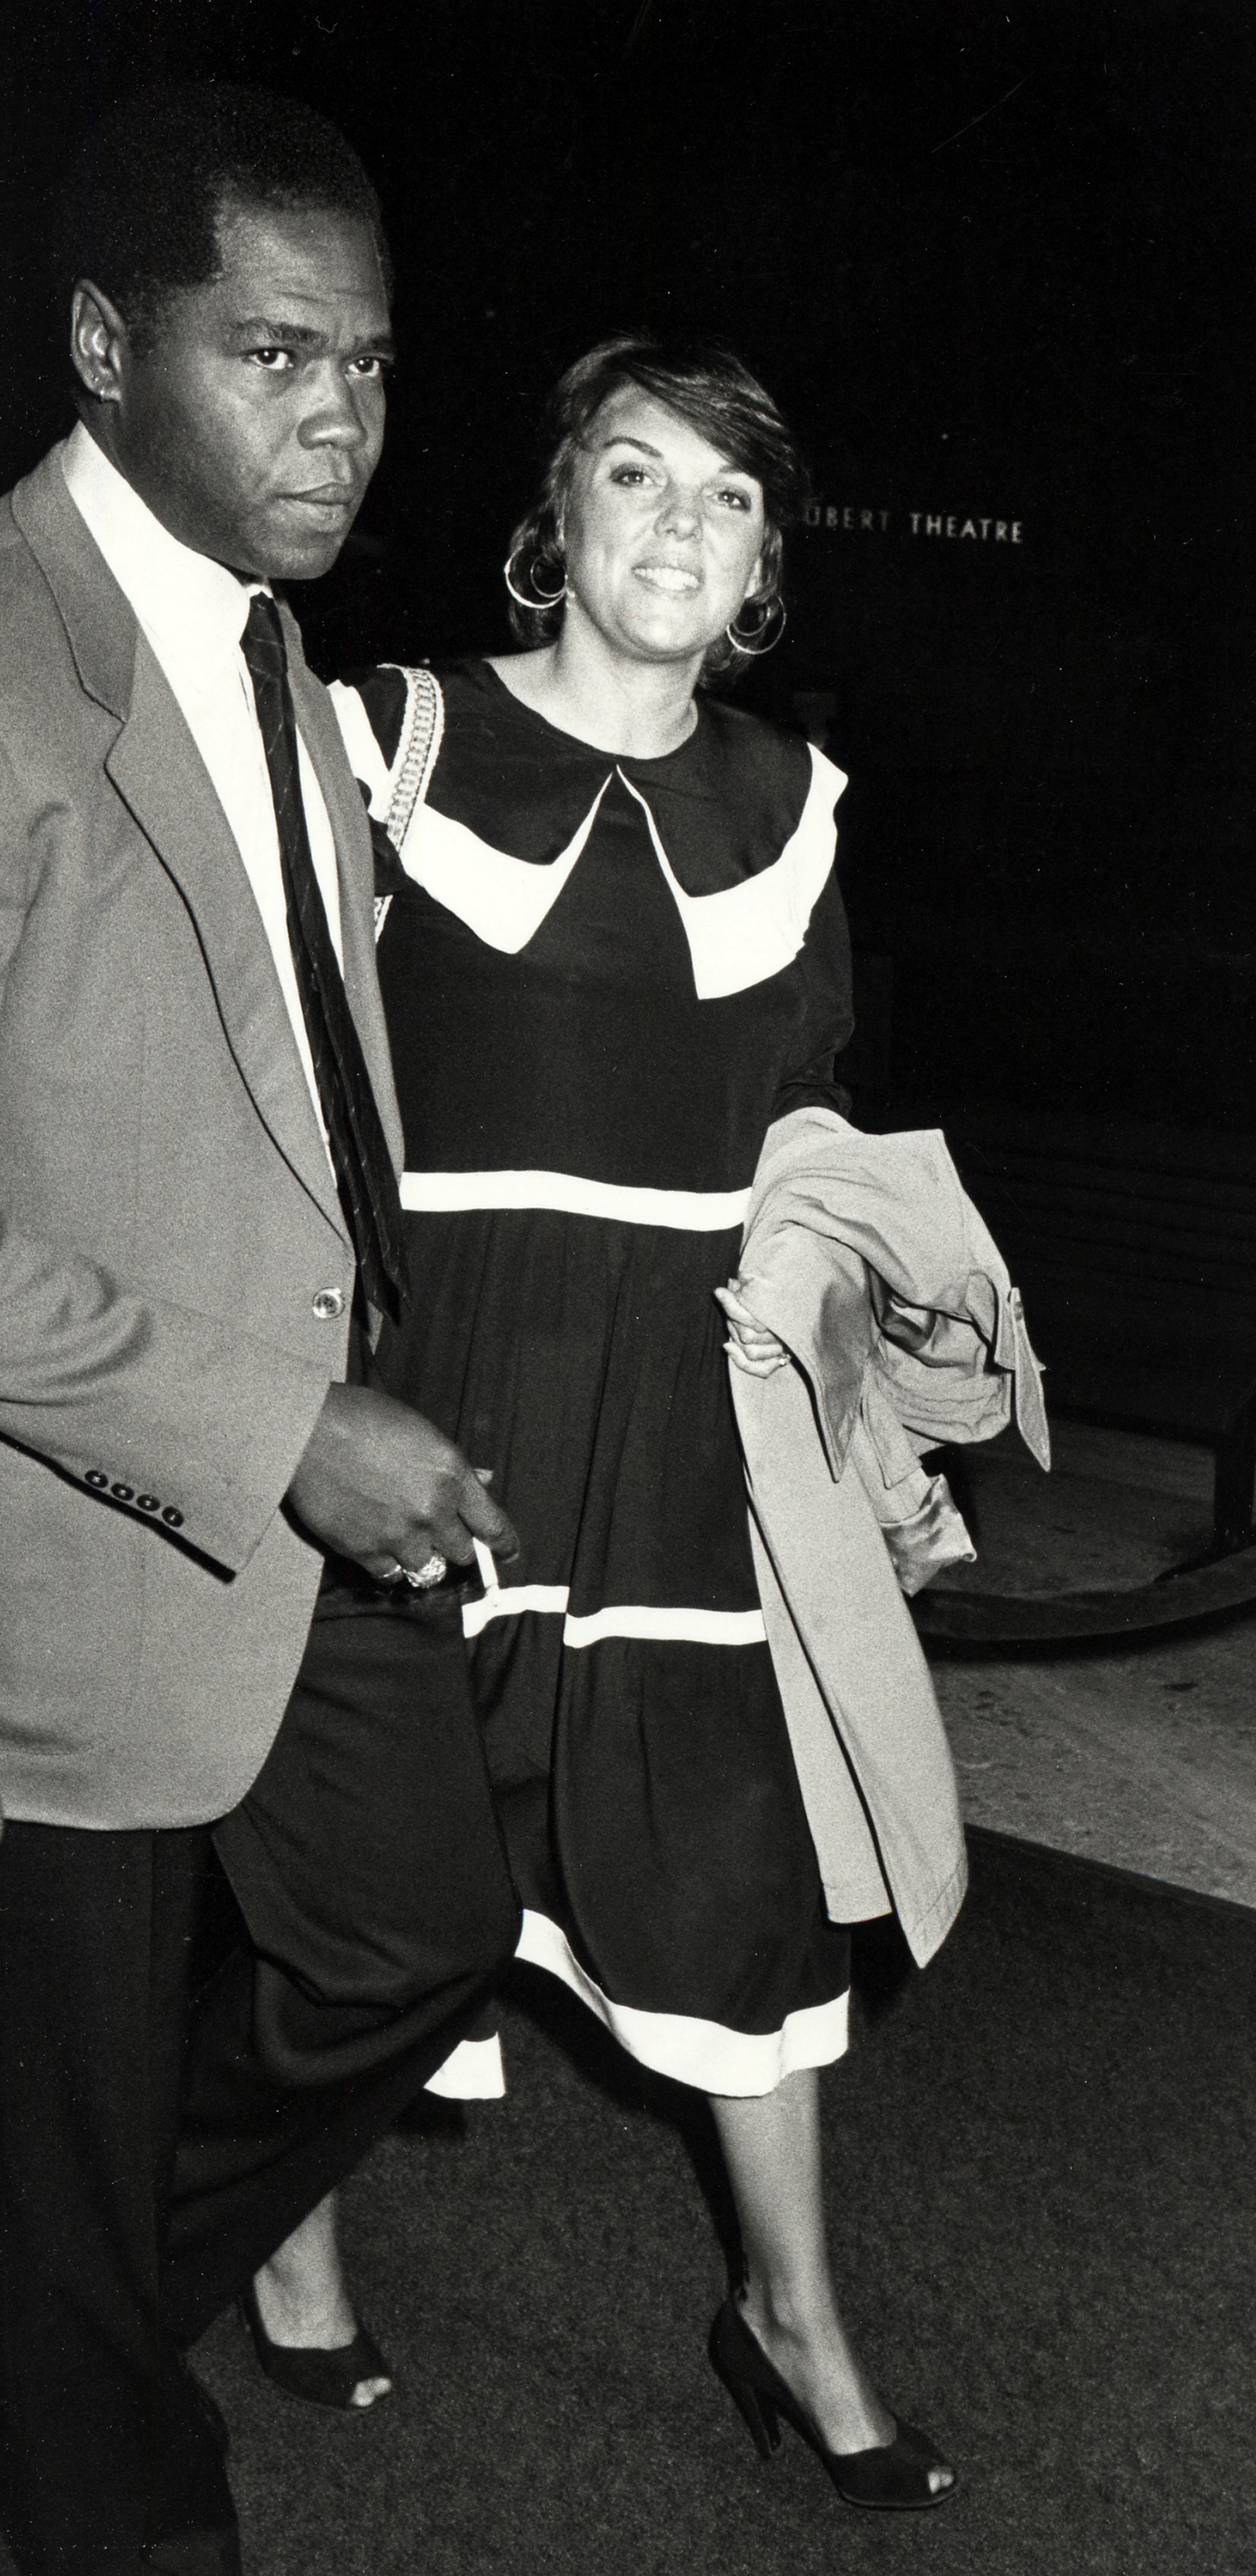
[312,1288,346,1320]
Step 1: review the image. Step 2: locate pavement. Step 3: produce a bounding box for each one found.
[927,1420,1256,1909]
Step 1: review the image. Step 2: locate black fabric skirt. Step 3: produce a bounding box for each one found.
[376,1202,853,2098]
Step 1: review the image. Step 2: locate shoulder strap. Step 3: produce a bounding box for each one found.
[384,665,445,850]
[373,665,445,942]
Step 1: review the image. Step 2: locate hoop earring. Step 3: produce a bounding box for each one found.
[504,545,569,612]
[725,597,786,657]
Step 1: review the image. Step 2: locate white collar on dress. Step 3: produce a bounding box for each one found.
[399,744,846,999]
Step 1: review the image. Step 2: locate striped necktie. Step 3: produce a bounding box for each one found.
[241,592,409,1322]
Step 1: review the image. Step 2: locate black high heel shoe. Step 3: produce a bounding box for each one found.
[710,2298,958,2511]
[240,2281,394,2412]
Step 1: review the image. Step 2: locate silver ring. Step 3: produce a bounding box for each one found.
[401,1552,448,1590]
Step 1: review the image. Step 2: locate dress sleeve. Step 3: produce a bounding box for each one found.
[770,861,856,1123]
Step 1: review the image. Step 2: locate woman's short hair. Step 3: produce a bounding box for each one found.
[505,336,810,680]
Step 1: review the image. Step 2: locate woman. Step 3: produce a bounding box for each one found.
[258,337,956,2507]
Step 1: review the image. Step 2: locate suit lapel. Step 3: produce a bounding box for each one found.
[108,642,344,1227]
[13,449,347,1233]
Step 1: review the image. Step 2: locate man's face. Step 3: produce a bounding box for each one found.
[95,196,392,579]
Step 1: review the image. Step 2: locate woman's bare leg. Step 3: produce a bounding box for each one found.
[252,2190,391,2407]
[711,2069,951,2492]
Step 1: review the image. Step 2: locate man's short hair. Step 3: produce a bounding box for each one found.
[64,81,391,350]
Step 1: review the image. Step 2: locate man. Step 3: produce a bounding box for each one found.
[0,82,519,2576]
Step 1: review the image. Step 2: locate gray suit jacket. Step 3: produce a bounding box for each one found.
[0,442,404,1829]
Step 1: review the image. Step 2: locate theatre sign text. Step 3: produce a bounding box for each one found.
[804,502,1023,544]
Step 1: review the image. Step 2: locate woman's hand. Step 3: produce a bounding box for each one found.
[714,1280,790,1378]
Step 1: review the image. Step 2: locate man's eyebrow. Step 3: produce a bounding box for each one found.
[228,315,397,357]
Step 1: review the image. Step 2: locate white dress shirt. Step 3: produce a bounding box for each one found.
[62,422,343,1150]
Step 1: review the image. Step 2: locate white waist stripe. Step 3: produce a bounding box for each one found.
[563,1604,767,1649]
[401,1169,750,1230]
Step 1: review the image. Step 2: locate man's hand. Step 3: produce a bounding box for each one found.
[287,1382,519,1580]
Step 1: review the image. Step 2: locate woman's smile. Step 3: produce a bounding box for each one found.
[633,560,702,593]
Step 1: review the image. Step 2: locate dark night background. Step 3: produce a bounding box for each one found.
[2,0,1253,1133]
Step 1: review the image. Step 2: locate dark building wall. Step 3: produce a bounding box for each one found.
[3,0,1250,1127]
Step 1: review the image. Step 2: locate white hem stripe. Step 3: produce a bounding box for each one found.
[422,2034,506,2099]
[514,1911,849,2095]
[462,1582,569,1640]
[462,1586,765,1649]
[401,1168,750,1230]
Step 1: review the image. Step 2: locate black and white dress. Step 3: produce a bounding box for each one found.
[331,659,856,2096]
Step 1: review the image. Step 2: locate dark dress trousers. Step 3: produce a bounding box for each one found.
[0,449,519,2576]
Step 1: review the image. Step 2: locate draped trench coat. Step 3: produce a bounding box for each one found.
[732,1108,1049,1966]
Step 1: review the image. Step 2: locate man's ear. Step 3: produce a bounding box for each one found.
[70,279,130,407]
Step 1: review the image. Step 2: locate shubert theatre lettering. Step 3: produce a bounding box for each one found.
[804,502,1024,544]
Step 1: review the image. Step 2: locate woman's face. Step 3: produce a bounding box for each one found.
[559,386,767,667]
